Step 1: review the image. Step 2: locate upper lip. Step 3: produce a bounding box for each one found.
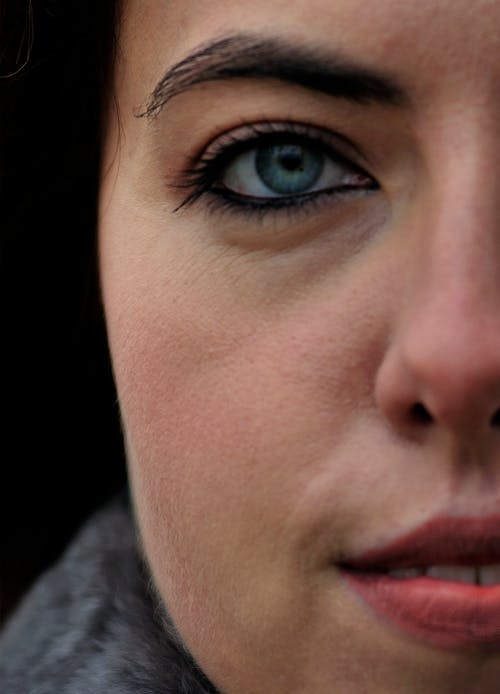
[343,514,500,570]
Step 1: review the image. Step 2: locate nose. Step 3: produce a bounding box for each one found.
[375,178,500,445]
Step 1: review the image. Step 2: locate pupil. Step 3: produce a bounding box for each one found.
[280,150,303,172]
[256,143,323,195]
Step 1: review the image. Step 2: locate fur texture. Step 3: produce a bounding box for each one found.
[0,495,219,693]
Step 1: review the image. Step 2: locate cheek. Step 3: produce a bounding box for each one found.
[98,178,395,677]
[109,289,357,663]
[106,261,380,564]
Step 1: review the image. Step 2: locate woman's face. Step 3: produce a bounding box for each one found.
[99,1,500,691]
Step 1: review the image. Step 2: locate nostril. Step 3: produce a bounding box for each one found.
[490,409,500,428]
[410,402,433,425]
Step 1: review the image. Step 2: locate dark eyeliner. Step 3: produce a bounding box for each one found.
[172,122,377,214]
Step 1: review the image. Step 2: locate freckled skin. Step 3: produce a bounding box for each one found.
[99,1,500,692]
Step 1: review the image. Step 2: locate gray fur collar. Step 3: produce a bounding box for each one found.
[0,496,219,693]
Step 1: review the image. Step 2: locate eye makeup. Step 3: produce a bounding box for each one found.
[171,120,379,218]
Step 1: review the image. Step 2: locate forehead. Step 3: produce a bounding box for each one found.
[118,0,500,97]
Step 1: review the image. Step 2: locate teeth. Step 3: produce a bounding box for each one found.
[480,564,500,586]
[386,564,500,586]
[426,565,476,583]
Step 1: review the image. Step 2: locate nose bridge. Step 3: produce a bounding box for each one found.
[416,120,500,337]
[427,109,500,271]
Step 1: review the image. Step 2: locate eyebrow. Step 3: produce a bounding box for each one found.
[139,34,408,119]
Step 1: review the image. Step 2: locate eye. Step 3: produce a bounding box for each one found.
[175,123,377,214]
[220,140,368,200]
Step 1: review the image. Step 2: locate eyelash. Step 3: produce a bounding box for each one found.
[173,121,378,216]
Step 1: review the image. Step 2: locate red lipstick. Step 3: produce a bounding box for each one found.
[340,514,500,650]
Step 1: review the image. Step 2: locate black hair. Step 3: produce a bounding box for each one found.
[0,1,125,622]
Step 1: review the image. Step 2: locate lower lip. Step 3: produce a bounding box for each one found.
[342,569,500,650]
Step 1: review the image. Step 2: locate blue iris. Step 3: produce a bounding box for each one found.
[255,144,324,195]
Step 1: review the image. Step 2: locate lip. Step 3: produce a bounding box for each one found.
[340,513,500,650]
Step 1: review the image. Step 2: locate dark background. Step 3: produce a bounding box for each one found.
[0,0,126,624]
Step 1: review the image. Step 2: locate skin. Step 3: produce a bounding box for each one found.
[99,0,500,691]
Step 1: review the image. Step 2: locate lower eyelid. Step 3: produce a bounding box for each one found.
[205,183,379,218]
[174,169,378,216]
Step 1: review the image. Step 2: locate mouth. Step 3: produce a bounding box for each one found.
[340,513,500,650]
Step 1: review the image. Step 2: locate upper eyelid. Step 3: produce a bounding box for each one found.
[185,120,371,171]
